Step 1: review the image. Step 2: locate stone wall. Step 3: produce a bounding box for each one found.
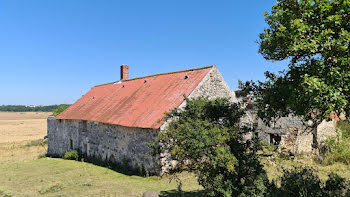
[47,117,160,175]
[256,114,337,154]
[188,66,237,103]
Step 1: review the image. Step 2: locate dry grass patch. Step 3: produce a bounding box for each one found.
[0,112,51,120]
[0,140,47,163]
[261,154,350,184]
[0,112,50,143]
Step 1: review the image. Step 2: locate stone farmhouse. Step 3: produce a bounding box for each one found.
[47,65,236,175]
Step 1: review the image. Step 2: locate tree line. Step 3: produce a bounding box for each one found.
[0,105,70,112]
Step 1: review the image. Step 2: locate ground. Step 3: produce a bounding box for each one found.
[0,112,201,197]
[0,112,51,143]
[0,112,349,196]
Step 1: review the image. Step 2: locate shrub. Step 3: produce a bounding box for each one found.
[323,173,349,197]
[278,167,323,197]
[63,150,79,161]
[153,97,268,197]
[270,167,350,197]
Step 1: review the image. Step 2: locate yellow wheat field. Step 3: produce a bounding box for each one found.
[0,112,51,143]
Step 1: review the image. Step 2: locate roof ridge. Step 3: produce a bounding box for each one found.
[94,65,215,87]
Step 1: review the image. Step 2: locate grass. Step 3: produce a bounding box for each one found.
[0,158,201,196]
[321,120,350,165]
[25,139,47,147]
[0,112,201,196]
[261,121,350,184]
[261,154,350,183]
[0,188,13,197]
[337,120,350,139]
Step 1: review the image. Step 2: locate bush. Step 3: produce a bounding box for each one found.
[278,167,323,197]
[63,150,79,161]
[153,97,268,197]
[269,167,350,197]
[324,173,349,197]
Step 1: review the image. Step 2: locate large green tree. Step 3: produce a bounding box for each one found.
[241,0,350,150]
[154,97,268,197]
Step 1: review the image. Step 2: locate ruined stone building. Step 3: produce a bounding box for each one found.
[235,92,339,155]
[47,65,236,174]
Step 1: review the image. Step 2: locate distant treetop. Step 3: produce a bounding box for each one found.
[0,105,70,113]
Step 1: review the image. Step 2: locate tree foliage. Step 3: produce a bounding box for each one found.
[52,104,70,116]
[0,105,69,112]
[240,0,350,149]
[155,97,268,197]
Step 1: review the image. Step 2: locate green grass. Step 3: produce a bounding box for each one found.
[0,188,13,197]
[25,139,47,147]
[337,120,350,139]
[0,158,201,196]
[322,120,350,165]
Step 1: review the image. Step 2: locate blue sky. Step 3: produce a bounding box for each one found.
[0,0,288,105]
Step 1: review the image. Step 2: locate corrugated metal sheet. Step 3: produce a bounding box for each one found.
[56,66,213,129]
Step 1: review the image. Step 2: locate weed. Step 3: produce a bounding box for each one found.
[25,139,47,147]
[63,150,79,161]
[0,188,13,197]
[82,182,92,187]
[38,182,64,194]
[37,153,47,159]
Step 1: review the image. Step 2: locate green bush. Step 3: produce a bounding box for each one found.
[278,167,323,197]
[269,167,350,197]
[63,150,79,161]
[153,97,268,197]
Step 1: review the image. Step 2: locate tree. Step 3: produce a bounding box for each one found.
[241,0,350,151]
[154,97,268,197]
[52,104,70,116]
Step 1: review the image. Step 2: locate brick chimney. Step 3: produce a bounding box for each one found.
[120,65,129,81]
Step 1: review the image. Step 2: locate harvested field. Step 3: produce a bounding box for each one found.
[0,112,51,143]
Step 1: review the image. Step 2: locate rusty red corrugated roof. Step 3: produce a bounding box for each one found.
[56,66,214,129]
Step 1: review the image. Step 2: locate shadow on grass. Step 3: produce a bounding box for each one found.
[159,190,206,197]
[48,152,156,176]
